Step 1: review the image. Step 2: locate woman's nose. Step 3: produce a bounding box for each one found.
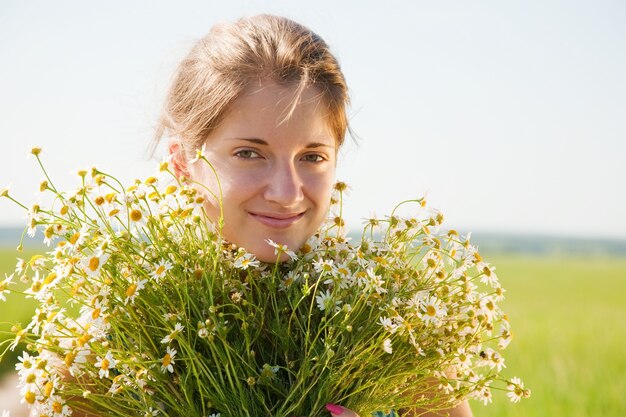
[263,162,304,207]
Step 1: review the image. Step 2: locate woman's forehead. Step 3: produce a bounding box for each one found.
[214,82,334,141]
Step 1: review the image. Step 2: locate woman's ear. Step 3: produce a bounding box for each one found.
[168,141,190,178]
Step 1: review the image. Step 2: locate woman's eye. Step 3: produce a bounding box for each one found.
[235,149,261,159]
[302,154,325,163]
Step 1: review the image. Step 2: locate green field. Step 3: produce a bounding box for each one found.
[478,255,626,416]
[1,248,625,416]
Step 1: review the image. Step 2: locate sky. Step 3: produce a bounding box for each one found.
[1,0,625,240]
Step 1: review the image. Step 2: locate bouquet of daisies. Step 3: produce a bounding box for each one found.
[0,148,529,417]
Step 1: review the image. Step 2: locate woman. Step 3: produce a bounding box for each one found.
[157,14,472,417]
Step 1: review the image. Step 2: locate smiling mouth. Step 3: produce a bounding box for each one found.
[249,212,305,229]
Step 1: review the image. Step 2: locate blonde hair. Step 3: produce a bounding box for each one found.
[154,14,350,157]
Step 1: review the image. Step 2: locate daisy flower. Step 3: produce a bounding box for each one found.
[95,351,116,379]
[506,377,529,403]
[418,295,447,325]
[67,224,90,251]
[489,350,506,372]
[46,395,72,417]
[315,289,341,312]
[15,258,27,274]
[478,262,499,287]
[479,296,498,321]
[313,258,334,274]
[26,210,41,238]
[42,225,57,246]
[279,270,300,290]
[15,352,35,375]
[150,259,173,280]
[161,346,177,373]
[454,347,473,371]
[233,253,260,270]
[82,252,110,277]
[0,274,14,301]
[265,239,297,261]
[161,323,184,344]
[362,267,387,295]
[498,326,513,349]
[19,367,42,392]
[382,338,393,354]
[21,389,37,405]
[9,328,27,351]
[378,316,398,334]
[478,385,493,405]
[188,143,207,164]
[144,408,160,417]
[127,204,148,231]
[66,348,91,377]
[493,285,506,302]
[125,278,148,304]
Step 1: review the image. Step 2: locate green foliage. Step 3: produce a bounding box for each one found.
[3,249,625,415]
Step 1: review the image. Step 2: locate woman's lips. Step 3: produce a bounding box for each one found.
[249,212,305,229]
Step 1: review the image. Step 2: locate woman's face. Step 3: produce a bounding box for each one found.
[181,81,337,262]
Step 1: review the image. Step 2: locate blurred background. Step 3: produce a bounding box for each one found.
[1,1,625,415]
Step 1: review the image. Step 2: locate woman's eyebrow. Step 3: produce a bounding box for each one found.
[305,142,334,149]
[230,137,334,148]
[230,137,268,145]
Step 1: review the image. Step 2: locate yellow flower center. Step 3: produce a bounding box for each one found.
[52,401,63,413]
[88,257,100,272]
[126,284,138,298]
[31,281,42,292]
[130,209,143,222]
[155,265,165,275]
[78,333,92,347]
[65,352,76,368]
[101,358,109,370]
[24,390,36,404]
[44,272,57,285]
[36,358,47,370]
[44,381,54,398]
[162,354,171,367]
[69,232,81,245]
[426,305,437,317]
